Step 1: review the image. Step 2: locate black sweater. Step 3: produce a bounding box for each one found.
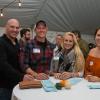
[0,34,24,89]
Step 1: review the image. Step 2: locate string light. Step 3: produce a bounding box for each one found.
[0,0,22,17]
[18,0,22,7]
[0,9,3,17]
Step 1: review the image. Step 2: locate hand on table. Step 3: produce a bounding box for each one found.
[26,68,38,78]
[85,75,100,82]
[23,74,34,81]
[60,72,72,80]
[35,73,49,80]
[54,73,62,79]
[54,72,72,80]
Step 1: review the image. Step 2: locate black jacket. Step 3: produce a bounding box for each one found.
[0,34,24,89]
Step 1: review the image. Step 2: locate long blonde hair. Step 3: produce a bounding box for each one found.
[62,32,85,72]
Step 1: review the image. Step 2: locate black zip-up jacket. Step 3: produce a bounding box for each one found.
[0,34,24,89]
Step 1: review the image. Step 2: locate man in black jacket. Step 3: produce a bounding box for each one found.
[0,19,34,100]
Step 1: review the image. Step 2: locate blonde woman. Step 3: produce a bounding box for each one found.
[54,32,85,80]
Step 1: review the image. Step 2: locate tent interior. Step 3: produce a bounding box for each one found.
[0,0,100,43]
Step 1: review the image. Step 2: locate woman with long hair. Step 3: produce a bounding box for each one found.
[54,32,85,79]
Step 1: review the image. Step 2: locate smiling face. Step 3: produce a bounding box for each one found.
[35,23,48,39]
[95,29,100,47]
[5,19,20,40]
[63,34,74,50]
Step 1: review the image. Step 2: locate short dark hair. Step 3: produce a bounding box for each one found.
[35,20,47,28]
[72,30,81,38]
[20,28,30,38]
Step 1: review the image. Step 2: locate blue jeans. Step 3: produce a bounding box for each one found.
[0,88,12,100]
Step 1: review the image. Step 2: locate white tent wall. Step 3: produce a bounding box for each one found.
[0,0,100,34]
[0,27,94,44]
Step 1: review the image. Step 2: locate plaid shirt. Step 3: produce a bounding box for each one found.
[19,38,30,72]
[22,37,54,73]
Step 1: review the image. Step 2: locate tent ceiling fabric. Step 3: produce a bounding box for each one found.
[0,0,100,34]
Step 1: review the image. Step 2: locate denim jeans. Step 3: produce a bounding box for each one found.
[0,88,12,100]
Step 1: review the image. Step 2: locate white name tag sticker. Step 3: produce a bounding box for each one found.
[33,48,40,53]
[89,61,94,66]
[53,56,59,60]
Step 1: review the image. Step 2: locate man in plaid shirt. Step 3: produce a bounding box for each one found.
[21,20,55,80]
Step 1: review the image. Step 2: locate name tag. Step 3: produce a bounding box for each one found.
[53,56,59,60]
[89,61,94,66]
[33,48,40,53]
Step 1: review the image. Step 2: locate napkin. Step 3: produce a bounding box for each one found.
[88,84,100,89]
[41,80,57,92]
[68,78,82,85]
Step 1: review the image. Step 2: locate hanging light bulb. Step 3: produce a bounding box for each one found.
[0,0,22,18]
[0,9,4,17]
[18,0,22,7]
